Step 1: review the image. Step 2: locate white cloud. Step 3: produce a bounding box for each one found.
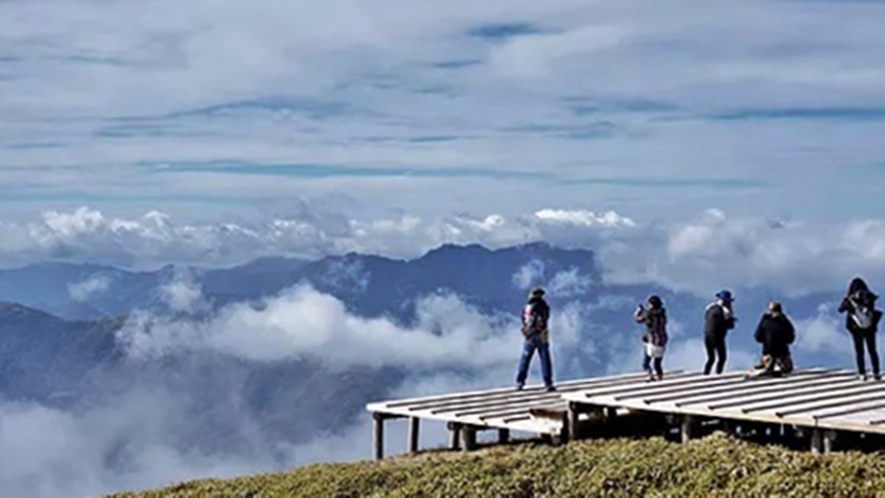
[793,304,854,356]
[8,206,885,299]
[117,285,526,370]
[160,268,204,312]
[512,259,545,290]
[68,274,110,302]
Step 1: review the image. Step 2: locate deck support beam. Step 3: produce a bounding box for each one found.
[461,425,477,451]
[373,412,385,460]
[567,402,580,442]
[447,422,462,450]
[408,417,420,454]
[498,428,510,444]
[680,415,696,443]
[823,430,837,454]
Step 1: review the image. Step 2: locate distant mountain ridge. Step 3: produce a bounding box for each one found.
[0,241,602,321]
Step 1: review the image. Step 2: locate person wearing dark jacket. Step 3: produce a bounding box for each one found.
[703,289,737,375]
[515,287,555,391]
[751,302,795,376]
[635,295,668,381]
[838,277,883,380]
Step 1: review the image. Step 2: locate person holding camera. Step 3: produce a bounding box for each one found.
[635,295,668,381]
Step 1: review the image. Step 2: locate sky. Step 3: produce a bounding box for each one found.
[2,0,885,224]
[2,0,885,294]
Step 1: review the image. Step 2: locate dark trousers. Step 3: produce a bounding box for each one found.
[704,334,727,374]
[642,353,663,378]
[851,330,880,376]
[515,334,553,388]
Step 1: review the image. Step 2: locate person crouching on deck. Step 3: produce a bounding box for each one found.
[635,295,668,381]
[750,301,795,377]
[515,287,555,392]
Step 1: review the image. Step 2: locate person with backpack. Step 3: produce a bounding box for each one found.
[703,290,737,375]
[635,295,668,381]
[515,287,555,391]
[838,277,883,380]
[748,301,795,378]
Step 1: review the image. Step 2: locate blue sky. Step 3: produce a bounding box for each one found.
[3,0,885,289]
[0,0,883,220]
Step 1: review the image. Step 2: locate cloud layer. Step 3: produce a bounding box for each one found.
[5,206,885,297]
[2,0,885,220]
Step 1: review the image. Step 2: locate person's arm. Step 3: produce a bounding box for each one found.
[838,297,851,314]
[754,317,765,344]
[634,307,647,324]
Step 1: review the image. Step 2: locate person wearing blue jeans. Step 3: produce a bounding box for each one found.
[515,287,555,391]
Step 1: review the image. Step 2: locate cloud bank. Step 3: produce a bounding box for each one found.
[4,206,885,297]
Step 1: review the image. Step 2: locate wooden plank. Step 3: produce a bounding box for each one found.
[456,399,567,418]
[394,373,687,412]
[774,391,885,417]
[811,400,885,420]
[672,374,856,407]
[429,392,565,415]
[645,371,845,404]
[371,371,664,410]
[571,372,746,400]
[479,402,571,422]
[563,394,814,428]
[703,377,863,410]
[739,384,885,414]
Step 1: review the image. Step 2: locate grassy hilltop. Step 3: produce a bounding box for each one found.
[108,433,885,497]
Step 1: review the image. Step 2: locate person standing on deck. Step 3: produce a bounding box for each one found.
[515,287,555,392]
[750,301,795,377]
[838,277,883,381]
[703,290,737,375]
[635,295,668,381]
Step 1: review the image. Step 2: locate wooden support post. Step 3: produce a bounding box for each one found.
[680,415,695,443]
[498,428,510,444]
[373,413,385,460]
[567,402,580,442]
[811,429,823,454]
[559,411,570,444]
[448,422,462,451]
[408,417,420,454]
[823,430,837,454]
[461,425,477,451]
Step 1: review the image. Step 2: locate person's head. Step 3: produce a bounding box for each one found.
[529,287,545,300]
[715,289,734,306]
[768,301,783,316]
[647,295,663,309]
[849,277,870,295]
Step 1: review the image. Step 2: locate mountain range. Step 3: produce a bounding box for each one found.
[0,241,860,498]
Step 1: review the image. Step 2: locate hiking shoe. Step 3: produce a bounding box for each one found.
[515,384,524,391]
[858,373,869,381]
[545,385,556,392]
[875,374,882,381]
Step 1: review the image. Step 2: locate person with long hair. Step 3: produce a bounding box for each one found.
[635,295,668,381]
[838,277,883,380]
